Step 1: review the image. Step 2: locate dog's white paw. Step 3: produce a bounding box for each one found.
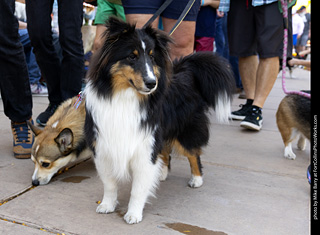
[284,145,296,160]
[188,175,203,188]
[124,211,142,224]
[96,202,116,214]
[159,165,168,181]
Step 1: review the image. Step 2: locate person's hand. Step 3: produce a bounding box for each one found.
[216,9,224,18]
[18,21,27,30]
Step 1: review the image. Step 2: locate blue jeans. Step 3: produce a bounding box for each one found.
[215,14,242,89]
[19,29,41,85]
[0,0,33,122]
[26,0,84,105]
[215,15,229,59]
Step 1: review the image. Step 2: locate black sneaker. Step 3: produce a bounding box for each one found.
[36,103,59,126]
[240,106,263,131]
[230,104,252,120]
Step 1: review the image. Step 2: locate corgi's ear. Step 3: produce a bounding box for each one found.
[55,128,73,154]
[27,120,42,136]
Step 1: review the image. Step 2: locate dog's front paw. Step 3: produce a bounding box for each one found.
[284,146,296,160]
[124,211,143,224]
[188,175,203,188]
[96,202,116,214]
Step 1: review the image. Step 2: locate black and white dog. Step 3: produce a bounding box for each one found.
[84,17,235,224]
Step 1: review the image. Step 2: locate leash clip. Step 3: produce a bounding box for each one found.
[74,91,83,109]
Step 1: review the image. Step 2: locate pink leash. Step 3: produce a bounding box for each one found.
[280,0,311,99]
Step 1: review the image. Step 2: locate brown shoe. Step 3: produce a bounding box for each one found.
[11,119,34,159]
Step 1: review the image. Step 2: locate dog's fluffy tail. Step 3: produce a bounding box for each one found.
[173,52,235,123]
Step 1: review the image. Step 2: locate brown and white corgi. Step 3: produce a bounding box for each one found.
[276,92,310,160]
[28,95,92,186]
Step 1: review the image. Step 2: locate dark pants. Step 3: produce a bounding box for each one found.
[26,0,84,105]
[0,0,33,122]
[19,29,42,85]
[228,0,292,58]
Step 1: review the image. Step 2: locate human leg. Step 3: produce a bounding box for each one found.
[252,1,284,106]
[21,33,43,86]
[0,0,33,158]
[161,0,200,59]
[215,17,225,56]
[228,0,258,120]
[122,0,200,59]
[0,1,33,122]
[230,55,258,120]
[125,14,159,28]
[26,0,62,105]
[238,56,280,130]
[253,57,279,108]
[231,1,285,130]
[121,0,160,28]
[93,24,107,52]
[58,0,84,101]
[239,55,258,101]
[94,0,126,51]
[162,18,196,59]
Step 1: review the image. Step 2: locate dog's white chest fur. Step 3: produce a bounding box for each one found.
[85,86,156,180]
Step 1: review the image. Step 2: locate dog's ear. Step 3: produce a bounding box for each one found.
[55,128,73,154]
[27,120,42,136]
[144,25,173,53]
[104,16,135,40]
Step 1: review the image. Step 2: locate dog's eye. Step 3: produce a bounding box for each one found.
[149,50,154,60]
[41,162,50,168]
[127,53,137,61]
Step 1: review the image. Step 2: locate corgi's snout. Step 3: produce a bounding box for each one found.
[32,179,39,186]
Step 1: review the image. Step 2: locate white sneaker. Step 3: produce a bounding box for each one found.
[30,83,48,96]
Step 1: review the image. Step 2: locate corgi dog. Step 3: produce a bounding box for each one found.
[28,96,91,186]
[276,91,310,159]
[83,2,96,26]
[84,17,235,224]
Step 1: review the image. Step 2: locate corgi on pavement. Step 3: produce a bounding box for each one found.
[28,96,92,186]
[276,91,310,160]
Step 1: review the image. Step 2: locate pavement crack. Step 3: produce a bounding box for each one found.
[0,159,90,234]
[0,215,75,234]
[0,185,36,206]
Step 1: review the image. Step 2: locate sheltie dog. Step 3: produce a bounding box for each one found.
[276,92,310,159]
[84,17,235,224]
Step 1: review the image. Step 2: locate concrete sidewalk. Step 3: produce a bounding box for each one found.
[0,67,310,235]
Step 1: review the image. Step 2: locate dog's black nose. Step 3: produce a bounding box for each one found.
[32,179,39,186]
[145,79,156,89]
